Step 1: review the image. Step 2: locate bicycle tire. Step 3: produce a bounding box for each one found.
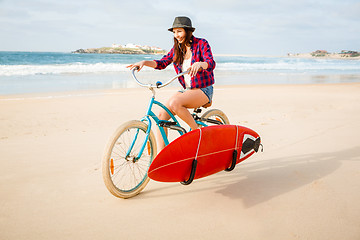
[102,120,157,199]
[200,109,230,126]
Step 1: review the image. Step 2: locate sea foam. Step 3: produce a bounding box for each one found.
[2,58,359,76]
[0,63,138,76]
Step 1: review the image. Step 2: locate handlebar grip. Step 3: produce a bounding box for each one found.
[156,81,162,88]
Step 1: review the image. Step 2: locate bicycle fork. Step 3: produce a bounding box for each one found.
[125,116,152,162]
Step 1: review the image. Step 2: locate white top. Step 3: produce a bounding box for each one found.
[182,57,192,88]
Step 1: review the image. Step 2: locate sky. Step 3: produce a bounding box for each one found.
[0,0,359,55]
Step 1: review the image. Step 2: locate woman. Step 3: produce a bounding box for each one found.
[127,16,216,152]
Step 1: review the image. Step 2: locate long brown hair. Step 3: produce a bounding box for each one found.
[173,28,193,65]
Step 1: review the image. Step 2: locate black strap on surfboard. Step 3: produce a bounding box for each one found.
[225,150,237,172]
[180,159,197,185]
[181,128,202,185]
[225,125,239,172]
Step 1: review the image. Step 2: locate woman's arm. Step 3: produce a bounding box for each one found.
[200,39,215,71]
[127,60,157,71]
[127,48,174,71]
[154,48,174,70]
[188,38,215,77]
[188,62,208,77]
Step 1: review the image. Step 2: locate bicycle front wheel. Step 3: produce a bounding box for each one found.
[102,120,157,199]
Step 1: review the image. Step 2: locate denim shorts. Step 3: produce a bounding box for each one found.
[200,85,213,103]
[179,85,214,103]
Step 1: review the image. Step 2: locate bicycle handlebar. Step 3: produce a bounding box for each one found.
[131,67,189,89]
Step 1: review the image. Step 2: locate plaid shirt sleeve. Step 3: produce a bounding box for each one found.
[198,38,216,71]
[190,37,216,89]
[154,48,174,70]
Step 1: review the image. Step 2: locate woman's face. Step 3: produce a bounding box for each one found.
[173,28,186,43]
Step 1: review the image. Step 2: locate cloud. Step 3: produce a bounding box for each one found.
[0,0,359,54]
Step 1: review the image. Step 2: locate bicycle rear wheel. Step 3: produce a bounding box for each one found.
[200,109,230,126]
[102,120,157,198]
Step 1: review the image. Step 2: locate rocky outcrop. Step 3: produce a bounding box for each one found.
[72,47,166,55]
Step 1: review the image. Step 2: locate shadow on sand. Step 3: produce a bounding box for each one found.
[139,146,360,206]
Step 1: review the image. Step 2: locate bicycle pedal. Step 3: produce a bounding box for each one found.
[192,114,201,121]
[159,121,177,127]
[193,108,202,113]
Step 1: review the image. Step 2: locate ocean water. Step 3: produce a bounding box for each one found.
[1,51,360,95]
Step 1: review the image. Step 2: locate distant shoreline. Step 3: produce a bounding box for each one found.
[2,50,359,60]
[288,50,360,60]
[288,53,360,60]
[71,51,360,60]
[214,53,360,60]
[72,47,167,55]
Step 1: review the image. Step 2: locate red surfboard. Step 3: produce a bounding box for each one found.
[148,125,261,184]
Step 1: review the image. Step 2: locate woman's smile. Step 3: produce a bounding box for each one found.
[173,28,186,43]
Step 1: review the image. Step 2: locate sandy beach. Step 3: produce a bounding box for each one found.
[1,83,360,240]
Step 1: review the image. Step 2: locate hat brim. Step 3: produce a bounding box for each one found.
[168,27,195,32]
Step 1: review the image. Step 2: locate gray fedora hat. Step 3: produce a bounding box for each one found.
[168,16,195,32]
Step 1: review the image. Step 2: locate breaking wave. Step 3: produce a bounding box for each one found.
[0,63,141,76]
[1,56,360,76]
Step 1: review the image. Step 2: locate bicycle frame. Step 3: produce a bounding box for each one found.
[142,97,179,145]
[127,95,207,161]
[126,68,207,161]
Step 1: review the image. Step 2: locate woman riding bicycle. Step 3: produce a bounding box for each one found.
[127,16,216,152]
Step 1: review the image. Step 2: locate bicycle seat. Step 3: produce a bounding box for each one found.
[202,101,212,108]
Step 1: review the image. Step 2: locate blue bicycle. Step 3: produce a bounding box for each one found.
[102,68,230,198]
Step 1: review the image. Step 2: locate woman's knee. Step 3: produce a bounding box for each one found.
[158,108,171,120]
[168,98,182,113]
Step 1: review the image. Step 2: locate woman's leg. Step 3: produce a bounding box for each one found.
[156,107,171,154]
[156,89,208,154]
[168,89,208,130]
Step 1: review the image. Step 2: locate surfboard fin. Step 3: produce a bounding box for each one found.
[254,138,262,152]
[181,159,198,185]
[225,150,237,172]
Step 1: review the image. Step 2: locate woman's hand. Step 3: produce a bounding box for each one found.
[127,61,145,71]
[127,60,157,71]
[188,62,208,77]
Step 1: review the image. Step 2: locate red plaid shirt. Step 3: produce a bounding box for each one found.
[154,36,216,89]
